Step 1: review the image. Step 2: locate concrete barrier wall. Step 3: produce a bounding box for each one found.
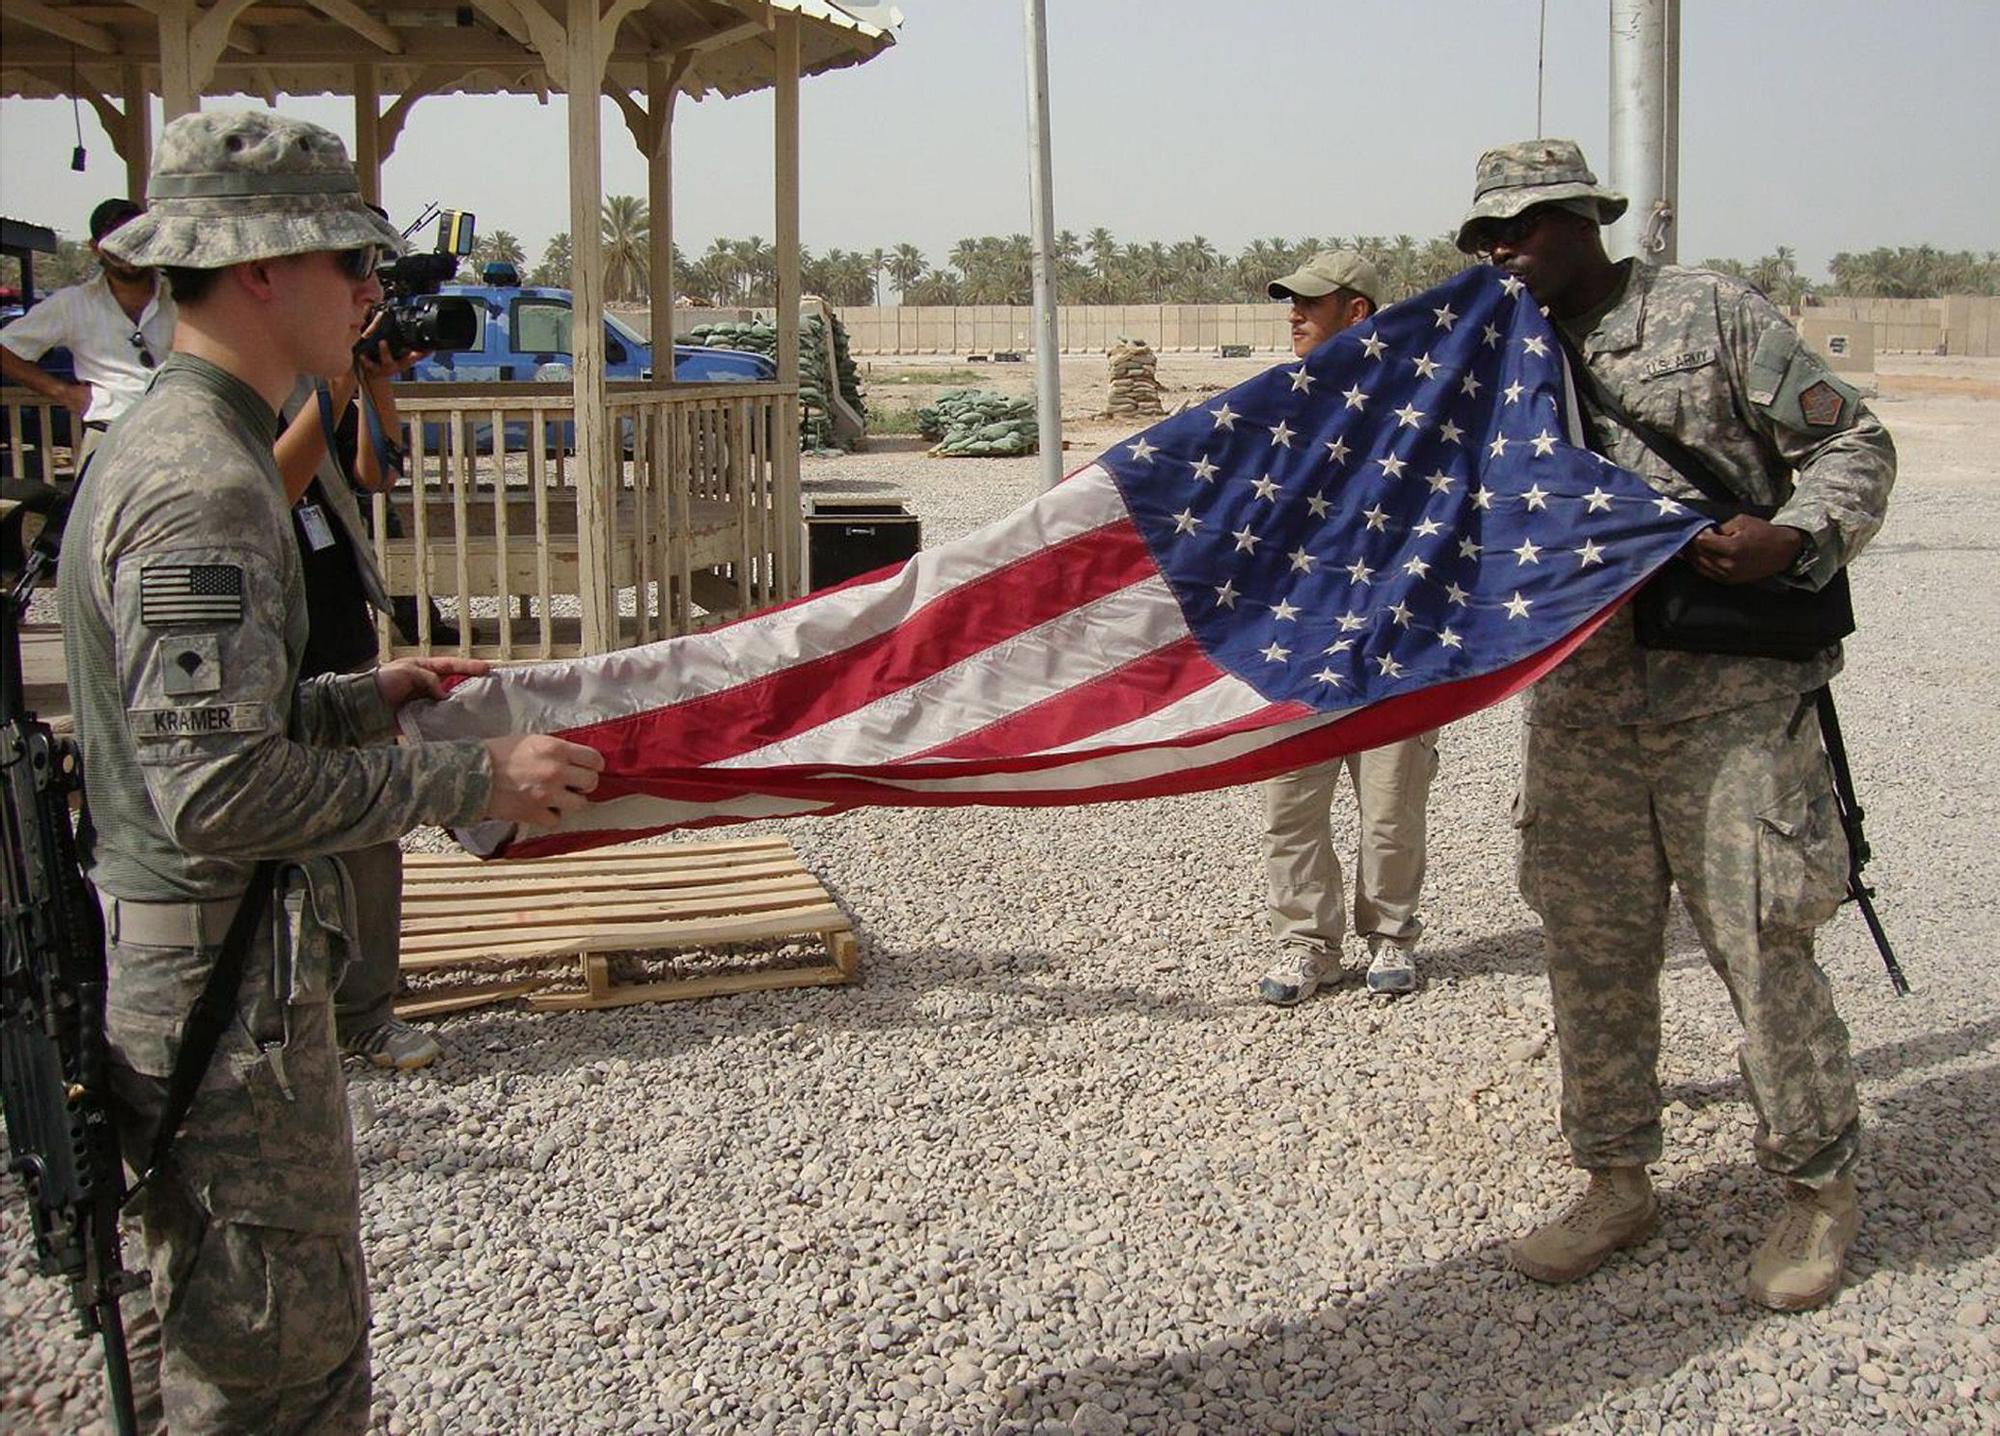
[663,299,2000,358]
[1803,296,2000,356]
[835,305,1292,354]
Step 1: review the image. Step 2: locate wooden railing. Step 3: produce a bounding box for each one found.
[374,380,801,660]
[1,382,799,663]
[0,393,76,489]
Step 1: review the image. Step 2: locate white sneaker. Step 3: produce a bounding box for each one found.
[1256,945,1335,1006]
[1364,935,1418,997]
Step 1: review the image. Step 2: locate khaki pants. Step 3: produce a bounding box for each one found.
[1515,694,1860,1184]
[1262,731,1439,953]
[331,839,403,1041]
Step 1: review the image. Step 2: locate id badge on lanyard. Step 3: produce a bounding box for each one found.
[297,502,336,552]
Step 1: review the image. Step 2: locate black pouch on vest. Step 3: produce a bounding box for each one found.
[1632,502,1855,661]
[1555,331,1855,662]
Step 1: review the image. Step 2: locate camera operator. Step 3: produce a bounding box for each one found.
[274,316,446,1072]
[59,108,603,1430]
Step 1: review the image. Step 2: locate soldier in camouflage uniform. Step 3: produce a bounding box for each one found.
[62,109,605,1431]
[1453,140,1894,1311]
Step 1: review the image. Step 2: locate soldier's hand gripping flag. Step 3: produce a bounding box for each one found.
[403,265,1710,858]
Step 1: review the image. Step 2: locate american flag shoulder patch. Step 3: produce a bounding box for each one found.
[139,564,244,626]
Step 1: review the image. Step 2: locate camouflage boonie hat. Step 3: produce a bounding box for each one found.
[1268,249,1383,306]
[1453,138,1628,253]
[102,109,404,271]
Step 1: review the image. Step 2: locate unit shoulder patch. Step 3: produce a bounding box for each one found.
[1798,379,1846,428]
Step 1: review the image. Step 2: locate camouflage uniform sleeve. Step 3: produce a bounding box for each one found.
[1724,287,1896,588]
[293,669,398,747]
[113,539,492,860]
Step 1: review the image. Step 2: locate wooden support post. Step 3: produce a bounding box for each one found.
[156,0,198,118]
[123,65,152,199]
[354,63,382,206]
[646,55,679,367]
[566,0,611,651]
[773,11,803,599]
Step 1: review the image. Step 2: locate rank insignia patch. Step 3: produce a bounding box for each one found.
[140,564,244,626]
[1797,379,1845,428]
[161,633,222,696]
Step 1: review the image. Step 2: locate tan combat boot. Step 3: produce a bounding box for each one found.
[1746,1177,1858,1311]
[1509,1168,1658,1284]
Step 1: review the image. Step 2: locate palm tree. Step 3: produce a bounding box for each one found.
[887,242,927,299]
[599,195,650,302]
[866,246,889,305]
[531,231,572,288]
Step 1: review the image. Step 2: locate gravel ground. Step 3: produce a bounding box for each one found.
[5,361,1998,1435]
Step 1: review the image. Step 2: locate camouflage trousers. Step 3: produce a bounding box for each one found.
[1514,693,1861,1185]
[1263,731,1439,952]
[103,869,371,1433]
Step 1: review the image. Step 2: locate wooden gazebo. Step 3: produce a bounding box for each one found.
[0,0,898,657]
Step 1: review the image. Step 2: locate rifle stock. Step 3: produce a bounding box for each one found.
[3,541,141,1435]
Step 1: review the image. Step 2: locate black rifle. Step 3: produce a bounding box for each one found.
[2,516,142,1435]
[1813,685,1909,996]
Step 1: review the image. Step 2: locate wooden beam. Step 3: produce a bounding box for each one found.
[8,0,120,54]
[681,16,759,54]
[353,62,382,204]
[156,0,199,118]
[646,53,678,362]
[463,0,563,71]
[773,8,801,597]
[123,63,151,197]
[190,0,265,82]
[565,0,612,651]
[300,0,403,53]
[377,64,472,157]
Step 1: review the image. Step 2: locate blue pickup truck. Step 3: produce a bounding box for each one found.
[400,268,772,454]
[409,269,773,386]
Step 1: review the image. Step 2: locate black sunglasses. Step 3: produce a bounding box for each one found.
[334,246,382,282]
[129,330,156,369]
[1475,206,1558,253]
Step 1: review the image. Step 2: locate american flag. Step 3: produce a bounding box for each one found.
[407,266,1710,859]
[138,563,245,626]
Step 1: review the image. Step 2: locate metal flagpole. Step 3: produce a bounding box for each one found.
[1606,0,1679,264]
[1023,0,1064,490]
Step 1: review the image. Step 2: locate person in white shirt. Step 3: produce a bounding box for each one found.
[1,198,178,456]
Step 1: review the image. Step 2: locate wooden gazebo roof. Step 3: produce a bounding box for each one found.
[0,0,896,108]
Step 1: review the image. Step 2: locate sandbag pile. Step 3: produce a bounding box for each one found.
[917,389,1038,458]
[685,313,866,451]
[1105,337,1164,420]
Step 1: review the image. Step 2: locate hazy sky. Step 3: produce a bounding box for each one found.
[2,0,1993,282]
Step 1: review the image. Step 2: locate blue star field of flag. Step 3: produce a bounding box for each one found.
[1100,264,1714,712]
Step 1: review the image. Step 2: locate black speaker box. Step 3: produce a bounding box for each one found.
[804,499,923,591]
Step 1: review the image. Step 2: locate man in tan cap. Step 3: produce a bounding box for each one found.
[1254,250,1440,1004]
[62,108,602,1430]
[1455,139,1894,1311]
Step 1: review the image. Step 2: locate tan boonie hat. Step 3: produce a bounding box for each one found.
[101,109,404,271]
[1453,138,1628,253]
[1267,249,1383,307]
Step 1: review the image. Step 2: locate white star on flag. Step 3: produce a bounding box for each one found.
[1127,437,1158,463]
[1172,509,1200,534]
[1289,366,1316,393]
[1432,303,1458,331]
[1210,403,1239,430]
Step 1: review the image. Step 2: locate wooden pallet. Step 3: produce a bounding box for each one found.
[394,836,858,1016]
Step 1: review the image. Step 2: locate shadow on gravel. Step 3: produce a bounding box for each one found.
[1661,1015,2000,1112]
[800,475,908,492]
[1001,1062,2000,1432]
[1411,926,1545,982]
[406,943,1240,1085]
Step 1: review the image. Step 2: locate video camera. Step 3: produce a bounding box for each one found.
[362,206,480,358]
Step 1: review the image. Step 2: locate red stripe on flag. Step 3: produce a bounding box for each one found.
[496,596,1619,858]
[569,519,1159,779]
[914,636,1223,760]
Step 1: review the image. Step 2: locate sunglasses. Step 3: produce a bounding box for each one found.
[333,246,382,282]
[129,330,156,369]
[1474,206,1557,253]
